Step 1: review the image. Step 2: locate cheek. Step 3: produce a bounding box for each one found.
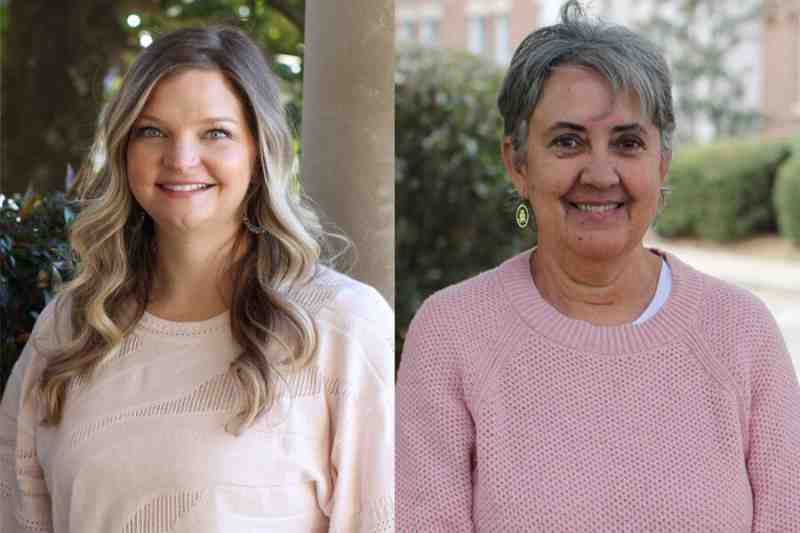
[627,162,663,200]
[126,144,155,183]
[211,146,254,177]
[528,162,577,204]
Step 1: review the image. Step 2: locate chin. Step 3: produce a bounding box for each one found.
[151,213,213,233]
[568,234,633,262]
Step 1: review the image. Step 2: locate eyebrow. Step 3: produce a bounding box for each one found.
[546,121,648,136]
[136,114,240,125]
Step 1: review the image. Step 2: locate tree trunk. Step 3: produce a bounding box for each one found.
[1,0,127,194]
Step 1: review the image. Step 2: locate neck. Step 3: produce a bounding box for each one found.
[147,227,249,321]
[531,244,661,326]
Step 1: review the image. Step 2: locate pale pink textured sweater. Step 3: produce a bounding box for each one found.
[1,267,394,533]
[397,249,800,532]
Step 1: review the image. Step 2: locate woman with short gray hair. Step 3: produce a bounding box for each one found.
[397,1,800,530]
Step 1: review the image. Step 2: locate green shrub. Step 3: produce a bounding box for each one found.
[774,144,800,245]
[0,191,76,392]
[655,139,791,241]
[396,45,535,357]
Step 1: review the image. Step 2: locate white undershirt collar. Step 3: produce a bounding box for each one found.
[633,257,672,325]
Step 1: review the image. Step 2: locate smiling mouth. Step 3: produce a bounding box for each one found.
[567,202,625,213]
[158,183,216,192]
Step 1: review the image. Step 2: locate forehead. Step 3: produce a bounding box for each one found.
[531,65,648,130]
[139,68,247,120]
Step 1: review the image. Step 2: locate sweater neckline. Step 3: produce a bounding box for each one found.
[499,248,703,355]
[137,310,230,337]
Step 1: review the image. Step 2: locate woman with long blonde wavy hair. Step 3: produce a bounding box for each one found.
[0,26,394,533]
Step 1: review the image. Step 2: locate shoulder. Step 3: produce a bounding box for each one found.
[667,252,789,382]
[406,253,520,351]
[294,266,392,340]
[1,295,65,420]
[11,295,68,373]
[673,254,780,337]
[289,266,394,392]
[400,254,523,389]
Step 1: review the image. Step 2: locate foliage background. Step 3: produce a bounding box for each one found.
[395,45,536,357]
[775,140,800,246]
[654,140,792,241]
[0,193,76,389]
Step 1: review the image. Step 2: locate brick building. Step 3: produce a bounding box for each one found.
[398,0,800,141]
[763,0,800,137]
[396,0,539,65]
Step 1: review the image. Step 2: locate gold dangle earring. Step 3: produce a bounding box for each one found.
[515,202,530,229]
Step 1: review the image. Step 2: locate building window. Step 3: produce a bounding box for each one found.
[467,16,486,54]
[398,21,416,42]
[420,18,440,46]
[494,15,510,64]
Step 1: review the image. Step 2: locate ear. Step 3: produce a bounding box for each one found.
[659,150,672,185]
[502,137,528,199]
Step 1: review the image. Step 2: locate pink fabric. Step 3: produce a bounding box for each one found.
[1,267,395,533]
[397,249,800,532]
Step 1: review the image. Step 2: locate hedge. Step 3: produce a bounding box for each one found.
[0,192,76,392]
[655,139,792,241]
[774,140,800,245]
[396,45,536,357]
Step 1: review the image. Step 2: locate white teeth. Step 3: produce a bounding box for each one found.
[161,184,211,192]
[575,203,619,213]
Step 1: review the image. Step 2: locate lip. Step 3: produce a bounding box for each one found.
[563,199,627,222]
[564,199,627,205]
[156,182,216,198]
[157,181,215,186]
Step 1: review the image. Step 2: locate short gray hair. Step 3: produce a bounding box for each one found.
[498,0,675,159]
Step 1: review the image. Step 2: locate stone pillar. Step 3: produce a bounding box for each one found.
[302,0,395,307]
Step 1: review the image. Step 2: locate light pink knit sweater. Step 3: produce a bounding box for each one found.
[397,249,800,532]
[1,267,394,533]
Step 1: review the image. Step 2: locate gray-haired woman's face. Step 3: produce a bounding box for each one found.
[503,66,670,262]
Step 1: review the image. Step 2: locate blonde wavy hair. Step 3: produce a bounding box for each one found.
[41,26,328,434]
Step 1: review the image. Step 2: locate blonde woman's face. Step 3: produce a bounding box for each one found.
[127,68,257,237]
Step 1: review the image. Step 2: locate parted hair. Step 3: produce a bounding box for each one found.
[40,26,326,434]
[498,0,675,159]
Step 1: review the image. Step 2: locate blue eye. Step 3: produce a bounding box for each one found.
[207,129,231,140]
[135,126,163,138]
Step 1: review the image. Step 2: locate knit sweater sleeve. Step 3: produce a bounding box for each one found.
[744,299,800,531]
[319,284,395,533]
[1,301,57,533]
[397,293,476,533]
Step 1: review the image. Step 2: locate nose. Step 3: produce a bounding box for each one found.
[579,150,621,189]
[162,138,200,173]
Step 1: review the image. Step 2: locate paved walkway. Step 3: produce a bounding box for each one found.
[646,236,800,375]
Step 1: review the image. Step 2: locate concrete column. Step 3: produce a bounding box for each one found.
[302,0,395,307]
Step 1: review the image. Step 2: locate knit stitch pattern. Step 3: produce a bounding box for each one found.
[397,249,800,532]
[1,267,394,533]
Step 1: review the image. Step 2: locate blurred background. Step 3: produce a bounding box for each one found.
[0,0,308,390]
[395,0,800,374]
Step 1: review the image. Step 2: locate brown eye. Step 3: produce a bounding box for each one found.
[615,136,645,152]
[550,135,582,150]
